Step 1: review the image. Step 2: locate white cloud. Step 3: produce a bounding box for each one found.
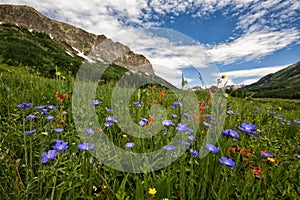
[206,28,300,64]
[1,0,299,87]
[221,64,289,85]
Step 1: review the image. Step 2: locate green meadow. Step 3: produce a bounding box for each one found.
[0,68,299,200]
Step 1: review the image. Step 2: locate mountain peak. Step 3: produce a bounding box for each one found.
[0,4,154,74]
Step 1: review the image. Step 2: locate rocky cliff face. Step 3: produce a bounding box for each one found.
[0,4,154,74]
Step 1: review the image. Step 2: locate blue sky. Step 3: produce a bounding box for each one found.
[1,0,300,87]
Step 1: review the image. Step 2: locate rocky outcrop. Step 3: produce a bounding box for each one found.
[0,4,154,74]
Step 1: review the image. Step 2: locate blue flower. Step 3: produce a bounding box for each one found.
[52,140,68,152]
[26,114,36,119]
[42,150,58,163]
[125,142,135,148]
[25,129,36,134]
[78,143,95,150]
[54,128,64,133]
[17,102,33,109]
[106,108,112,112]
[203,121,211,127]
[219,157,235,167]
[41,109,49,115]
[48,105,56,109]
[221,129,239,138]
[190,149,199,157]
[92,100,101,106]
[104,122,112,127]
[162,120,173,126]
[106,116,117,123]
[164,145,176,151]
[133,102,142,108]
[238,122,256,133]
[172,102,183,109]
[35,105,46,110]
[85,128,94,135]
[139,118,148,126]
[206,144,219,153]
[46,116,54,121]
[261,151,275,158]
[178,140,190,146]
[297,154,300,159]
[175,123,194,133]
[227,109,234,115]
[187,136,196,141]
[172,114,178,118]
[184,113,194,118]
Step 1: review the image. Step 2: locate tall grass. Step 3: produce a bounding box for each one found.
[0,71,299,199]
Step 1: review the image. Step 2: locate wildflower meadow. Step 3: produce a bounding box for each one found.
[0,70,299,200]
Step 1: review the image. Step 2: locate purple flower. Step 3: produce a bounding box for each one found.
[297,154,300,159]
[85,128,94,135]
[106,116,117,123]
[162,130,167,135]
[164,145,176,151]
[53,140,68,152]
[238,122,256,133]
[206,144,219,153]
[48,105,56,109]
[162,120,173,126]
[176,123,188,132]
[41,109,49,115]
[104,122,111,127]
[26,114,36,119]
[78,143,95,150]
[139,118,148,126]
[175,123,194,133]
[219,157,235,167]
[133,102,142,108]
[172,102,183,109]
[46,116,54,121]
[35,105,46,110]
[227,109,234,115]
[172,114,178,118]
[187,136,196,141]
[41,150,58,163]
[125,142,135,148]
[190,149,199,157]
[54,128,64,133]
[184,113,194,118]
[261,151,275,158]
[25,129,36,134]
[17,102,33,109]
[92,100,101,106]
[178,140,190,146]
[221,129,239,138]
[106,108,112,112]
[203,121,211,127]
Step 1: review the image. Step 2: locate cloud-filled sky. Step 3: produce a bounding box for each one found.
[1,0,299,87]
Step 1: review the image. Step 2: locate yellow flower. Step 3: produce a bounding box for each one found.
[122,134,127,138]
[162,198,169,200]
[41,131,48,136]
[267,157,277,163]
[55,71,62,76]
[278,107,282,111]
[102,185,107,189]
[148,188,157,195]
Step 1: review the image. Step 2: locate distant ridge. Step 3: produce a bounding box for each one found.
[240,61,300,98]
